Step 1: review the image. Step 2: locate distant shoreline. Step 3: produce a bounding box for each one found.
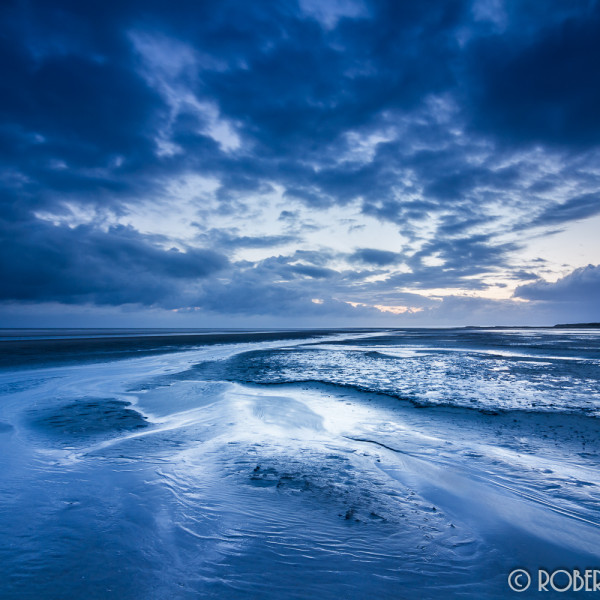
[463,323,600,329]
[1,323,600,336]
[552,322,600,328]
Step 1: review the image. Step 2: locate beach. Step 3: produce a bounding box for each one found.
[1,329,599,598]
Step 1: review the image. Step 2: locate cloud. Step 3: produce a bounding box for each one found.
[195,269,378,318]
[0,220,227,306]
[288,264,337,279]
[196,228,298,249]
[514,264,600,303]
[466,4,600,147]
[350,248,399,266]
[396,234,520,289]
[527,193,600,228]
[1,0,599,324]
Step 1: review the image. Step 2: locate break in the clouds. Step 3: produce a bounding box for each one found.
[1,0,599,326]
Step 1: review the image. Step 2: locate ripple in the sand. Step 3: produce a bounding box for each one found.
[31,399,148,439]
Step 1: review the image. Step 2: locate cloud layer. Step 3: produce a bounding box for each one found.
[1,0,599,325]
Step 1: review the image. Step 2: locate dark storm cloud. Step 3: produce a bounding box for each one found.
[0,5,162,174]
[234,253,340,283]
[0,0,467,202]
[511,270,539,281]
[514,264,600,303]
[528,193,600,228]
[0,219,227,306]
[196,0,465,154]
[467,2,600,147]
[390,234,521,291]
[423,163,523,202]
[350,248,399,266]
[195,262,378,318]
[1,0,599,317]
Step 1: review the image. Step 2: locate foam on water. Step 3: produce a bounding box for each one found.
[196,335,600,415]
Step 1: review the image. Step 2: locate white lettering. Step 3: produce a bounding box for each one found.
[585,570,593,592]
[550,569,572,592]
[538,569,550,592]
[572,569,584,592]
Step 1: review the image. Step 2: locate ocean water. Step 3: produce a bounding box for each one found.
[0,328,599,599]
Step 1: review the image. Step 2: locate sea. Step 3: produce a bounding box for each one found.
[0,327,599,599]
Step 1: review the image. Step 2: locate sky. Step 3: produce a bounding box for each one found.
[1,0,599,328]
